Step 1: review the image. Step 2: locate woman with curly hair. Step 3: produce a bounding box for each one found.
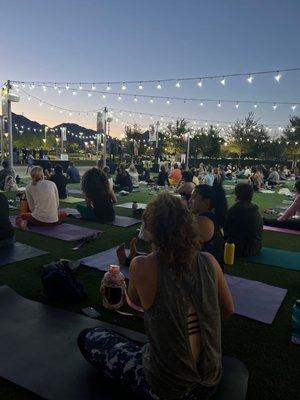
[76,168,116,222]
[78,193,233,400]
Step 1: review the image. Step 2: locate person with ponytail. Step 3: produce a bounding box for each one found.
[78,193,233,399]
[190,183,228,270]
[16,166,67,230]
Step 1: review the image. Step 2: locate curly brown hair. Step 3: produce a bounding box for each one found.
[143,193,200,277]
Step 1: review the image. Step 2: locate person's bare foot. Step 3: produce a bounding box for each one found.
[19,219,28,231]
[116,243,127,265]
[129,237,138,258]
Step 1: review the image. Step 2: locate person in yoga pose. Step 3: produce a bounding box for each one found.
[77,168,116,222]
[0,193,15,248]
[191,184,227,270]
[175,170,195,202]
[78,193,234,400]
[225,183,263,256]
[263,180,300,231]
[16,166,67,230]
[50,164,68,199]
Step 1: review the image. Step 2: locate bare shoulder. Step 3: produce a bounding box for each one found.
[130,253,156,277]
[199,251,221,276]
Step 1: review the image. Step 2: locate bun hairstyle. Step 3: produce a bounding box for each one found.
[30,166,44,185]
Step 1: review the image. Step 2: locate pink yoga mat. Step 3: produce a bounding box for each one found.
[263,225,300,236]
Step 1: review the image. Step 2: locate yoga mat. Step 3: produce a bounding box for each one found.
[60,207,82,218]
[61,196,85,204]
[107,215,141,227]
[225,275,287,324]
[264,225,300,236]
[81,246,130,278]
[0,285,146,400]
[243,247,300,271]
[10,216,101,242]
[0,286,248,400]
[68,189,83,195]
[259,189,275,194]
[116,202,147,210]
[0,242,48,266]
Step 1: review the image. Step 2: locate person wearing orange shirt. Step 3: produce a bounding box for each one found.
[168,163,182,186]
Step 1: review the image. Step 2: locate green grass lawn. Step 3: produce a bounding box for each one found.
[0,184,300,399]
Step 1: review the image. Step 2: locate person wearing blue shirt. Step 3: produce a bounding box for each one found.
[66,162,80,183]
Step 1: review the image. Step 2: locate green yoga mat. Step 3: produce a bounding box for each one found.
[61,197,85,204]
[244,247,300,271]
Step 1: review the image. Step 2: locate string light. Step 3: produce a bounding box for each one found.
[274,72,282,82]
[254,104,258,108]
[197,80,202,87]
[166,99,171,105]
[72,90,77,96]
[157,81,162,90]
[200,102,204,107]
[134,96,138,102]
[65,84,69,90]
[175,81,181,88]
[220,78,226,86]
[102,94,106,99]
[87,92,92,97]
[273,104,277,110]
[235,102,239,109]
[118,95,122,101]
[218,101,222,107]
[138,83,143,90]
[292,105,296,110]
[247,75,254,84]
[79,84,83,90]
[106,83,111,91]
[149,98,154,103]
[121,82,127,90]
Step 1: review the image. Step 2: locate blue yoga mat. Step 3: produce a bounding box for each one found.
[244,247,300,271]
[0,242,48,266]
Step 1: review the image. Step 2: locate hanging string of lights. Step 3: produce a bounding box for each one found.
[7,66,300,90]
[17,89,291,131]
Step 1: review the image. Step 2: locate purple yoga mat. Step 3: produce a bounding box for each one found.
[263,225,300,236]
[10,216,101,242]
[225,274,287,324]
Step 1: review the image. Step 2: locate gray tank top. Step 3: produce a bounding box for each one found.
[142,251,222,399]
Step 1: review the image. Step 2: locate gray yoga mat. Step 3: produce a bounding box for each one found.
[0,242,48,266]
[107,215,141,227]
[10,216,101,241]
[81,246,130,277]
[68,189,83,195]
[0,286,248,400]
[225,275,287,324]
[116,202,147,210]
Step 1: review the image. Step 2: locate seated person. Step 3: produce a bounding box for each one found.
[0,160,15,190]
[175,170,195,202]
[267,167,280,188]
[16,166,67,230]
[249,167,263,192]
[50,164,68,199]
[191,184,227,270]
[4,175,18,191]
[43,162,53,179]
[77,168,116,222]
[202,166,215,186]
[139,162,151,183]
[103,166,114,190]
[0,193,15,248]
[115,164,133,192]
[225,183,263,257]
[156,164,169,186]
[78,193,233,400]
[264,180,300,231]
[168,163,182,186]
[66,161,80,183]
[127,164,139,188]
[190,167,199,186]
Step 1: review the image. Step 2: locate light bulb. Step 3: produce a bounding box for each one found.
[197,80,202,87]
[79,84,83,90]
[218,101,222,107]
[106,83,111,91]
[200,102,204,107]
[27,95,31,101]
[88,92,92,97]
[247,75,253,84]
[122,83,127,90]
[157,82,162,89]
[43,85,47,92]
[92,84,96,90]
[150,98,154,103]
[72,91,77,95]
[66,84,69,90]
[220,78,226,86]
[166,99,170,105]
[235,103,239,109]
[134,97,138,102]
[175,81,181,88]
[138,83,143,90]
[39,102,43,106]
[254,104,258,108]
[54,84,58,90]
[273,104,277,110]
[102,94,106,99]
[58,89,61,94]
[292,105,296,111]
[274,72,282,82]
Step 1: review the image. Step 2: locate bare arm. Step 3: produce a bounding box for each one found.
[110,189,117,204]
[203,252,234,319]
[127,257,142,307]
[196,215,214,243]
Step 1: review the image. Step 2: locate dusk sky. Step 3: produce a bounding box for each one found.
[1,0,300,137]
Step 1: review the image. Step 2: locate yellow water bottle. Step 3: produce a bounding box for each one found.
[224,241,235,266]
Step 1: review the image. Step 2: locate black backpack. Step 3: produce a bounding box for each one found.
[41,260,87,302]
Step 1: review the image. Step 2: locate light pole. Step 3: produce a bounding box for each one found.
[0,116,4,163]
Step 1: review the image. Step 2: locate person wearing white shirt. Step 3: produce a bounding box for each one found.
[16,166,67,230]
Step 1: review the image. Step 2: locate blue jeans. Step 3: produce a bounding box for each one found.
[78,327,217,400]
